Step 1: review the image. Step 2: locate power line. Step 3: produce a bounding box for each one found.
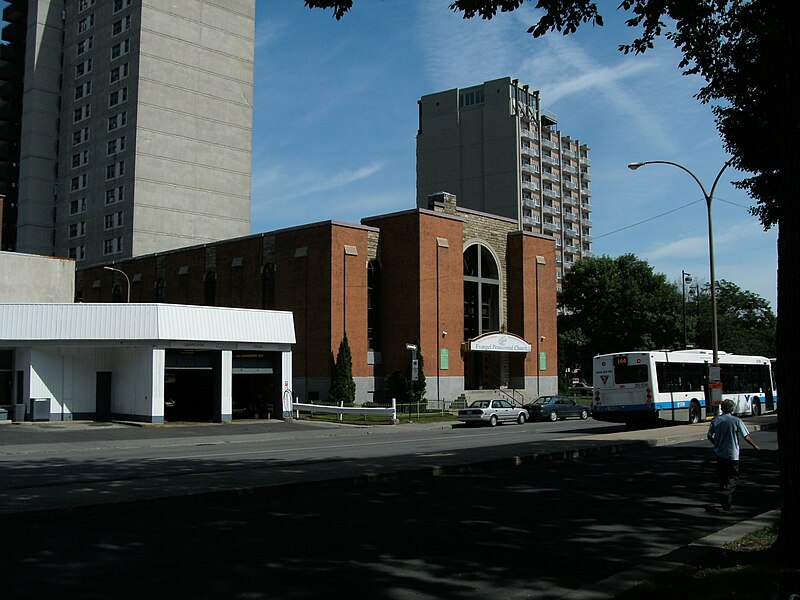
[593,194,755,241]
[593,199,703,240]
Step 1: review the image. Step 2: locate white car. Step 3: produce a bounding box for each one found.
[457,399,527,426]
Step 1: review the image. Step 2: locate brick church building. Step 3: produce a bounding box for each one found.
[77,193,558,415]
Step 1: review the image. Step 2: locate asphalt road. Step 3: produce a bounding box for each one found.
[0,418,620,509]
[1,423,779,600]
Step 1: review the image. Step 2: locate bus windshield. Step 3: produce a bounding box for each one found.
[614,363,648,384]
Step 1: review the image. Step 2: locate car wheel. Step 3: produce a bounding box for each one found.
[752,399,761,416]
[489,414,498,427]
[688,401,701,424]
[517,412,526,425]
[549,411,558,422]
[579,408,588,420]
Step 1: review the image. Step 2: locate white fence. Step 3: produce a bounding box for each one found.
[293,399,397,422]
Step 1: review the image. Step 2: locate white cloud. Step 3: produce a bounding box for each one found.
[252,161,385,209]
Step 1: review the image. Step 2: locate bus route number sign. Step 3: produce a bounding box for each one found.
[613,355,628,367]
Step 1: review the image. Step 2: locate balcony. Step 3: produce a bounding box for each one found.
[541,154,559,166]
[522,196,540,208]
[562,211,577,222]
[541,170,559,182]
[542,187,559,199]
[521,179,539,191]
[564,228,580,238]
[580,170,591,181]
[520,145,539,158]
[579,154,591,166]
[580,186,591,197]
[521,163,539,175]
[541,137,558,150]
[523,215,541,227]
[543,222,561,233]
[543,205,561,216]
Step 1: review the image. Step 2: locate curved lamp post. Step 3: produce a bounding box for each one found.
[627,158,733,368]
[103,266,131,303]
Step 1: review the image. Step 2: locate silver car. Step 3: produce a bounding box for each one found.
[457,399,527,426]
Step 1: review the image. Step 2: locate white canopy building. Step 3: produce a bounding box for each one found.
[0,303,295,423]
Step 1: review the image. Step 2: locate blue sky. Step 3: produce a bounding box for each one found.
[253,1,777,309]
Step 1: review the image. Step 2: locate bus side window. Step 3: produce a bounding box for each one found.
[684,363,705,393]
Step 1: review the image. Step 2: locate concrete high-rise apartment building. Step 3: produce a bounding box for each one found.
[417,77,593,283]
[0,0,254,265]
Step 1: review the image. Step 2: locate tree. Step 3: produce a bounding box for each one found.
[558,254,682,378]
[303,0,799,562]
[329,334,356,406]
[691,280,776,358]
[557,327,589,394]
[385,369,412,411]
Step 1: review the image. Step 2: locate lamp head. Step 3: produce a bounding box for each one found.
[627,162,645,171]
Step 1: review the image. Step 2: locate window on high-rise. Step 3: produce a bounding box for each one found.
[108,111,127,131]
[73,127,90,146]
[77,36,94,55]
[77,14,94,33]
[71,150,89,169]
[103,237,124,255]
[69,221,86,239]
[459,90,484,108]
[109,87,128,107]
[70,197,87,215]
[107,135,127,155]
[68,245,86,260]
[111,39,130,60]
[75,58,92,78]
[105,186,125,205]
[104,211,124,230]
[112,16,131,36]
[110,63,129,83]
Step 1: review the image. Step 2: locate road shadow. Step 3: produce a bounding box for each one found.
[1,439,779,600]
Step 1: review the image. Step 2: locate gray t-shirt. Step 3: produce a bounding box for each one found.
[708,412,751,460]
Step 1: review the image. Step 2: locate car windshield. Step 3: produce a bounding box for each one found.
[469,400,490,408]
[532,396,556,405]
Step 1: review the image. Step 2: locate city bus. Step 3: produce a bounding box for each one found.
[592,349,777,425]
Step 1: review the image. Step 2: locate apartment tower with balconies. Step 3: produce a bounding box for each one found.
[416,77,592,282]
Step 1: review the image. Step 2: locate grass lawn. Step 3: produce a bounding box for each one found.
[616,527,799,599]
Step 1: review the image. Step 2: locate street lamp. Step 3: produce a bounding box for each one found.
[681,270,692,349]
[627,158,733,368]
[103,266,130,303]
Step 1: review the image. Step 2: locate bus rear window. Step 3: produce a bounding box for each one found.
[614,364,648,384]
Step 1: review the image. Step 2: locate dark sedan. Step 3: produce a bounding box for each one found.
[523,395,590,422]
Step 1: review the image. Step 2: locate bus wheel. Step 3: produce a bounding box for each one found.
[689,402,701,424]
[752,399,761,416]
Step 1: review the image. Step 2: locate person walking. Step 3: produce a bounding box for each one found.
[707,398,760,511]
